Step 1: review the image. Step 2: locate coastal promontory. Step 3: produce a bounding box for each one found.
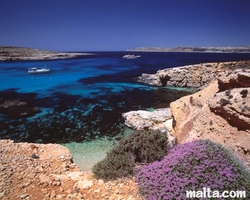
[127,46,250,53]
[0,46,93,61]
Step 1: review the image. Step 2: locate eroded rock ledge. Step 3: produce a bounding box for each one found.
[0,46,94,61]
[138,60,250,88]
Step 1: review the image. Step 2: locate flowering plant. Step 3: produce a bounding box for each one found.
[136,139,250,200]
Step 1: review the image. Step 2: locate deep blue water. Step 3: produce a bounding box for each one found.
[0,52,250,144]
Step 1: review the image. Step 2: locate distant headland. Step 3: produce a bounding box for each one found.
[127,46,250,53]
[0,46,94,61]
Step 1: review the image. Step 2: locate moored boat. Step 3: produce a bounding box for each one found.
[28,67,50,74]
[123,54,141,59]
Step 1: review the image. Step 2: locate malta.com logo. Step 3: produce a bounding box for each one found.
[186,187,246,199]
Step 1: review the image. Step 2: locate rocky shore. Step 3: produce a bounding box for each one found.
[138,60,250,88]
[0,46,94,61]
[0,140,140,199]
[126,59,250,167]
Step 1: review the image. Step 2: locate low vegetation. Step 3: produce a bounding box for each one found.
[92,130,171,181]
[136,139,250,199]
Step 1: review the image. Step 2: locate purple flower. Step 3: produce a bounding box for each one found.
[136,139,250,199]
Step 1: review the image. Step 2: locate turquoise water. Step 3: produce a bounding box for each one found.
[1,52,250,144]
[1,51,250,170]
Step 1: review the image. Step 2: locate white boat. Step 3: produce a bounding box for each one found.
[123,54,141,59]
[28,67,50,74]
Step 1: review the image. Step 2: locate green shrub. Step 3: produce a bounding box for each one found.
[92,130,172,181]
[92,149,135,181]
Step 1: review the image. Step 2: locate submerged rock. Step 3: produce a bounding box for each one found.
[0,99,41,118]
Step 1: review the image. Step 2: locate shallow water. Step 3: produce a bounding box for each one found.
[1,52,250,170]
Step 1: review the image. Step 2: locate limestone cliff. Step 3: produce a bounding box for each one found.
[170,68,250,165]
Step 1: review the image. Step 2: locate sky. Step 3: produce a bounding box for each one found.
[1,0,250,51]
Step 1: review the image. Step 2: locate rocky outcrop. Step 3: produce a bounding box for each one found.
[217,69,250,91]
[170,68,250,165]
[122,108,176,146]
[138,60,250,88]
[0,46,94,61]
[122,108,172,132]
[209,87,250,130]
[128,60,250,167]
[0,139,141,199]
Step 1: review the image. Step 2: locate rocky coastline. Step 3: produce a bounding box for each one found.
[1,49,250,199]
[127,46,250,53]
[138,60,250,88]
[0,46,94,61]
[125,59,250,166]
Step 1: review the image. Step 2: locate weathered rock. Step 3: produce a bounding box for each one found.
[0,192,5,198]
[137,73,161,86]
[217,70,250,91]
[170,67,250,166]
[74,180,93,190]
[138,60,250,88]
[209,88,250,130]
[122,108,176,147]
[0,139,141,199]
[122,108,172,132]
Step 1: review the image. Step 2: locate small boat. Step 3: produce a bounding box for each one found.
[28,66,50,74]
[123,54,141,59]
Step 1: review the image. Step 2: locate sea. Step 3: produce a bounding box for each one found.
[1,51,250,170]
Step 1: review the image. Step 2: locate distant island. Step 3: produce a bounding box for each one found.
[0,46,94,61]
[127,46,250,53]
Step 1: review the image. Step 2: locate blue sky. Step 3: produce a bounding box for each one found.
[1,0,250,51]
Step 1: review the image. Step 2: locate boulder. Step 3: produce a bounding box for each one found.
[137,73,161,86]
[122,108,172,132]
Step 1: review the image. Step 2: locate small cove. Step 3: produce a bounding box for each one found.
[1,51,250,170]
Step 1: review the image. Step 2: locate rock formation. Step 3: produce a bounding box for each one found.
[122,108,172,132]
[138,60,250,88]
[170,68,250,165]
[0,140,141,199]
[132,60,250,166]
[122,108,176,146]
